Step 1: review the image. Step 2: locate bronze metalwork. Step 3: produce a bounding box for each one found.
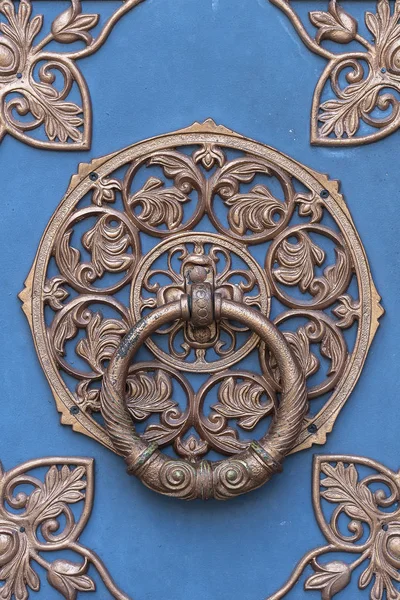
[0,0,143,151]
[270,0,400,146]
[21,119,383,499]
[0,456,130,599]
[267,454,400,600]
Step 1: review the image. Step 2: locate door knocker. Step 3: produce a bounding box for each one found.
[20,119,383,499]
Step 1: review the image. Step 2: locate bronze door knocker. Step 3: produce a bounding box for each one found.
[21,119,383,500]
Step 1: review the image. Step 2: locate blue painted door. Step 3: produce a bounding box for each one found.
[0,1,398,599]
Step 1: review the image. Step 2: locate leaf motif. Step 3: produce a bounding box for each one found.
[319,462,376,522]
[128,177,189,229]
[47,559,95,600]
[273,231,325,293]
[313,59,386,143]
[76,312,127,374]
[82,215,134,278]
[310,0,357,43]
[296,192,324,223]
[333,295,360,328]
[91,177,121,207]
[320,327,342,374]
[0,531,39,600]
[213,158,269,199]
[27,464,87,525]
[43,277,69,311]
[126,370,178,421]
[75,381,101,412]
[174,435,208,461]
[305,561,351,599]
[224,184,288,235]
[270,326,319,384]
[2,57,90,149]
[53,310,78,356]
[211,377,274,430]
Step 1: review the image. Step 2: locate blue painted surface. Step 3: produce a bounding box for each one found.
[0,1,399,598]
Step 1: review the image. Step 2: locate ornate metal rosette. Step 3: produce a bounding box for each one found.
[268,454,400,600]
[21,119,383,499]
[0,457,130,599]
[0,0,145,151]
[270,0,400,146]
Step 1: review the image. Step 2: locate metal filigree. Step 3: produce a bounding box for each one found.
[20,119,382,499]
[268,454,400,600]
[270,0,400,146]
[0,0,143,151]
[0,457,130,599]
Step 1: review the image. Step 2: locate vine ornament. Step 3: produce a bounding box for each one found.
[20,119,383,499]
[269,0,400,146]
[267,454,400,600]
[0,0,144,151]
[0,456,130,600]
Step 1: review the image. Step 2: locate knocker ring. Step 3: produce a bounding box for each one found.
[101,274,307,500]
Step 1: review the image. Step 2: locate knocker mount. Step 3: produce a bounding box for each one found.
[21,119,382,500]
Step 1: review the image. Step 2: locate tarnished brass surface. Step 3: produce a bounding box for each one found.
[0,0,144,151]
[270,0,400,146]
[0,457,130,599]
[268,454,400,600]
[21,119,382,498]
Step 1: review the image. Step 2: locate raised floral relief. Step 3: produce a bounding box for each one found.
[21,121,381,466]
[0,457,130,599]
[270,0,400,146]
[268,455,400,600]
[0,0,144,150]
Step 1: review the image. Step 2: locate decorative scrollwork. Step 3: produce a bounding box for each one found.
[267,454,400,600]
[0,0,144,151]
[21,119,382,480]
[0,457,130,599]
[270,0,400,146]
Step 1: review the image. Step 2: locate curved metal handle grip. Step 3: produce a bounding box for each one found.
[101,297,308,500]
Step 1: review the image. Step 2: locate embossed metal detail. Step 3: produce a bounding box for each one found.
[0,0,143,151]
[270,0,400,146]
[0,457,130,599]
[267,454,400,600]
[20,119,382,498]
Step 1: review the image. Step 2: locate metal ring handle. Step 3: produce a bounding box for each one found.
[101,297,308,500]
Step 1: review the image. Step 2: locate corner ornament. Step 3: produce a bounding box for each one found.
[0,0,143,151]
[0,457,130,600]
[270,0,400,146]
[21,120,383,500]
[268,455,400,600]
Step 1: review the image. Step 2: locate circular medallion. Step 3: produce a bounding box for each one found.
[21,119,383,492]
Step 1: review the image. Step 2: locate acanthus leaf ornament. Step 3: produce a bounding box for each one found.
[0,457,130,600]
[0,0,144,151]
[270,0,400,146]
[267,455,400,600]
[20,120,383,499]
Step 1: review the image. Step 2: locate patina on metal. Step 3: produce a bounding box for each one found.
[0,456,130,599]
[20,119,383,499]
[0,0,144,151]
[267,454,400,600]
[270,0,400,146]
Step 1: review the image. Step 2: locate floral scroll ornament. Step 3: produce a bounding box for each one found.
[0,0,143,150]
[0,457,130,600]
[268,455,400,600]
[270,0,400,146]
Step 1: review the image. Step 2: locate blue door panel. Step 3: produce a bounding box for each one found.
[0,1,398,598]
